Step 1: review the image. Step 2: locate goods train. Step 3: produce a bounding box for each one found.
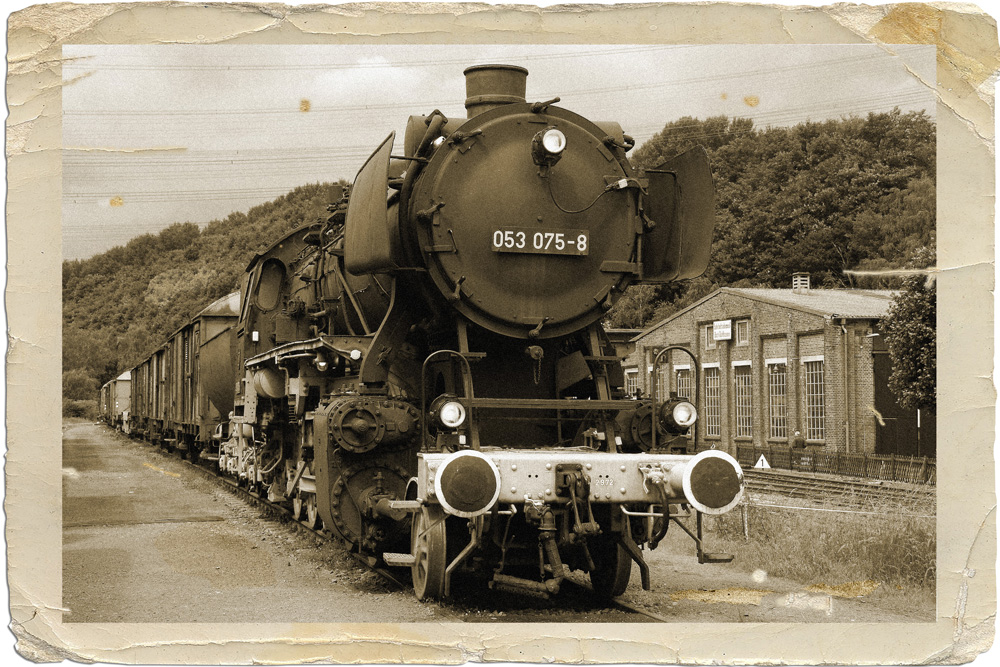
[101,64,744,601]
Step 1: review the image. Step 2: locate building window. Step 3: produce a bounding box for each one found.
[804,360,825,440]
[624,369,639,398]
[768,363,787,439]
[703,324,716,350]
[654,366,669,400]
[735,319,750,346]
[734,365,752,438]
[704,367,721,437]
[675,368,692,399]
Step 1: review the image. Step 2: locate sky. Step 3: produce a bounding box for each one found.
[62,43,936,261]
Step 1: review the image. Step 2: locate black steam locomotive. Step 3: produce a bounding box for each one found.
[112,64,745,601]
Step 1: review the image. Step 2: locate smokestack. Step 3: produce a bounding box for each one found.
[464,64,528,118]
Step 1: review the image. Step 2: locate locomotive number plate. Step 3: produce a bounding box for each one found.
[491,227,589,256]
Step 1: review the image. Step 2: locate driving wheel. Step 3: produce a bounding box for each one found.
[411,506,447,600]
[589,535,632,598]
[305,494,322,530]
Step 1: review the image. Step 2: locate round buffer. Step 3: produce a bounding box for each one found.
[433,450,502,518]
[681,450,744,515]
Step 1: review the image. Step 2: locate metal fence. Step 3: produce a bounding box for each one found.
[735,445,936,485]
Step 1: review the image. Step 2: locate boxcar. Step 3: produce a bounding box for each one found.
[98,371,131,429]
[160,292,239,460]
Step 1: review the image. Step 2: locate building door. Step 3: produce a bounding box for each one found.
[872,351,934,457]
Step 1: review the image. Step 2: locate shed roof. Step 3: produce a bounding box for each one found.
[724,288,896,319]
[633,287,897,341]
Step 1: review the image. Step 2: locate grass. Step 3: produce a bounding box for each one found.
[704,492,936,592]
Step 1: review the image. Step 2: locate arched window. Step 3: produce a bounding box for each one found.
[255,259,286,311]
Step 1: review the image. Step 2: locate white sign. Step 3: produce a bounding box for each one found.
[714,320,732,341]
[754,455,771,469]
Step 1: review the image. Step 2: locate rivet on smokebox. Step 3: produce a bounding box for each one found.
[620,465,627,472]
[511,487,517,494]
[511,464,517,471]
[605,493,611,499]
[586,463,592,470]
[545,489,551,496]
[545,463,552,470]
[620,487,626,494]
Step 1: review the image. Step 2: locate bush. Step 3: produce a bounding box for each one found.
[63,398,98,420]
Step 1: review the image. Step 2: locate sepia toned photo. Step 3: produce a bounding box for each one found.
[7,2,996,664]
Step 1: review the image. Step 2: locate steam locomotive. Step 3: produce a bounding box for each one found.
[106,64,745,601]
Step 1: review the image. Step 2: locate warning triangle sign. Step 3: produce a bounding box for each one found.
[754,455,771,469]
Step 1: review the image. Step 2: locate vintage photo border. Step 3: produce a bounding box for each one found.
[6,2,996,663]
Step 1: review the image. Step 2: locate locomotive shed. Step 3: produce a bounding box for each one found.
[64,420,928,624]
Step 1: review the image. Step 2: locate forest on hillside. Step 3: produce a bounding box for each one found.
[63,109,934,415]
[607,109,935,328]
[62,182,346,414]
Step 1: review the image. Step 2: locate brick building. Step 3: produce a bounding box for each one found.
[623,280,934,458]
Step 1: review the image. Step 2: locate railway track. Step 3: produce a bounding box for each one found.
[169,443,665,621]
[178,455,412,589]
[743,468,935,509]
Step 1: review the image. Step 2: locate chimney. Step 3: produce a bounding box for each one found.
[464,64,528,118]
[792,272,811,293]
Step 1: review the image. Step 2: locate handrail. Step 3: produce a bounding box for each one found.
[650,345,700,451]
[420,349,478,451]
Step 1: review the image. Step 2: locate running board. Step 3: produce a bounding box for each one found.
[382,552,416,567]
[700,552,735,564]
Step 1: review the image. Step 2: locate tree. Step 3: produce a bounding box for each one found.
[605,285,664,329]
[63,368,99,401]
[881,249,936,413]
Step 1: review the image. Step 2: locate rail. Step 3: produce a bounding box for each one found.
[735,445,935,485]
[743,469,934,510]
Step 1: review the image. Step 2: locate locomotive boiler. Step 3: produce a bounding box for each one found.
[221,64,744,600]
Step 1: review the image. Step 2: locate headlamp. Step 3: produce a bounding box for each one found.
[658,398,698,433]
[532,126,567,167]
[314,353,329,372]
[672,401,697,428]
[431,394,467,430]
[541,128,566,154]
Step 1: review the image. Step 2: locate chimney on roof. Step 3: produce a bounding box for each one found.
[792,272,811,293]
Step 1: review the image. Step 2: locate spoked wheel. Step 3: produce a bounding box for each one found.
[304,494,322,530]
[411,506,447,601]
[291,494,303,521]
[589,536,632,599]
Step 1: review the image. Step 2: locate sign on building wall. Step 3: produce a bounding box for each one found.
[713,319,732,340]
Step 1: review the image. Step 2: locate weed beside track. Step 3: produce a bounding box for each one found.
[706,484,935,592]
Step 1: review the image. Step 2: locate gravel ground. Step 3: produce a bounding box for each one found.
[64,421,933,623]
[63,421,447,623]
